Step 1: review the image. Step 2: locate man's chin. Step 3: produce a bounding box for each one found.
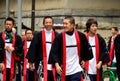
[64,29,69,32]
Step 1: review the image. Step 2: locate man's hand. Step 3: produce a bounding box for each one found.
[96,61,102,69]
[55,63,62,75]
[0,63,4,70]
[29,63,34,71]
[5,46,14,52]
[81,61,85,68]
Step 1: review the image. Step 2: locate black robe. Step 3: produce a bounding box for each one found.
[0,31,23,81]
[107,36,112,52]
[26,30,58,70]
[96,34,110,63]
[86,34,110,81]
[0,32,23,63]
[48,31,93,66]
[114,34,120,80]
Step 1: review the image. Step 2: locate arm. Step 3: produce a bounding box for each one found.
[14,35,23,58]
[99,35,110,64]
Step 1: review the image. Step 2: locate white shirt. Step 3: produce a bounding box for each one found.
[66,33,83,75]
[26,41,31,69]
[88,36,97,74]
[45,29,53,70]
[111,37,116,63]
[5,43,12,68]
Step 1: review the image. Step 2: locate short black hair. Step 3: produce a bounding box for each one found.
[5,17,15,25]
[64,16,75,25]
[86,18,98,32]
[111,27,118,32]
[25,29,33,35]
[43,16,54,24]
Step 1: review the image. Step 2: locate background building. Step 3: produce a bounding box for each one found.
[0,0,120,41]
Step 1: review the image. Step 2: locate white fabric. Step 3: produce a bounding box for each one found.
[45,29,53,70]
[65,33,83,75]
[26,41,31,69]
[111,37,116,63]
[88,36,97,74]
[5,43,12,68]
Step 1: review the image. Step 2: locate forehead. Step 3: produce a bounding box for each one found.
[91,23,97,26]
[26,30,32,33]
[5,20,13,24]
[63,19,70,23]
[44,18,53,22]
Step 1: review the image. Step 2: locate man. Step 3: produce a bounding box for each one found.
[85,18,110,81]
[21,31,26,42]
[26,16,58,81]
[23,29,34,81]
[108,27,118,66]
[0,17,23,81]
[49,16,93,81]
[114,29,120,81]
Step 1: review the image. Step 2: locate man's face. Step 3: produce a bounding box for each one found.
[5,20,14,31]
[21,32,26,41]
[26,30,33,40]
[89,24,97,34]
[111,28,117,35]
[43,18,53,30]
[63,19,74,32]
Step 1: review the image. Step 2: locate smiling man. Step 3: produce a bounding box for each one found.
[0,17,23,81]
[49,16,93,81]
[26,16,58,81]
[85,18,110,81]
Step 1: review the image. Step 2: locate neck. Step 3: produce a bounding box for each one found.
[88,32,95,37]
[5,29,12,33]
[45,27,52,31]
[112,34,117,37]
[66,29,74,35]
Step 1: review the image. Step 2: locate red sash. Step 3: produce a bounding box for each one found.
[85,34,100,81]
[2,31,16,81]
[62,30,80,81]
[108,37,114,65]
[23,40,36,81]
[42,29,56,81]
[23,40,27,81]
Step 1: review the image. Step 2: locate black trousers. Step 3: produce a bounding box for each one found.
[48,70,54,81]
[15,61,22,81]
[6,68,10,81]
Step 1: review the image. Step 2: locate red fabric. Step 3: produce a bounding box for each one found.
[23,40,36,81]
[62,30,81,81]
[2,31,16,81]
[42,29,55,81]
[95,35,100,81]
[108,37,114,65]
[23,40,27,81]
[85,34,89,73]
[85,34,100,81]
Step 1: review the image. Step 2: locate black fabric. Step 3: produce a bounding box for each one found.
[6,68,10,81]
[114,34,120,81]
[48,70,54,81]
[49,30,93,66]
[0,32,23,63]
[97,34,110,63]
[26,31,59,70]
[107,36,112,52]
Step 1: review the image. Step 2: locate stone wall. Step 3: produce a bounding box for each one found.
[0,0,120,41]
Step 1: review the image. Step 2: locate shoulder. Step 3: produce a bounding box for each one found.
[97,34,104,40]
[77,31,86,39]
[115,34,120,41]
[97,34,106,44]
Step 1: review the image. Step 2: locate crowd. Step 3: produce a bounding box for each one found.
[0,16,120,81]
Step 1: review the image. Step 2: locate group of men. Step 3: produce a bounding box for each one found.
[0,16,120,81]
